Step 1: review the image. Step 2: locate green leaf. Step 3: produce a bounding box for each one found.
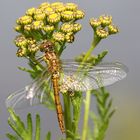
[45,132,51,140]
[6,133,19,140]
[35,114,40,140]
[108,109,116,118]
[94,50,108,65]
[7,108,26,138]
[18,66,35,74]
[27,113,32,139]
[7,108,53,140]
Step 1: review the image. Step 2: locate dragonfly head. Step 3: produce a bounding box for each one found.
[40,40,54,52]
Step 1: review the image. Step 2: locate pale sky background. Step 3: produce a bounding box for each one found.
[0,0,140,140]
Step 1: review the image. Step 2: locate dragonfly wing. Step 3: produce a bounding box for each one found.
[6,72,51,109]
[59,72,91,92]
[61,59,94,71]
[61,61,128,91]
[88,62,128,88]
[6,86,39,109]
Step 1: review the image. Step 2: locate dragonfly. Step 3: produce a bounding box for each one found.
[6,41,128,133]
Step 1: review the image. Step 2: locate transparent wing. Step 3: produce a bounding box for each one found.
[6,71,51,109]
[60,60,128,91]
[88,62,128,88]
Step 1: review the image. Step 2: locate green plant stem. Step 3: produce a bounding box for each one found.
[81,33,100,140]
[82,34,101,63]
[71,93,82,139]
[82,90,91,140]
[63,94,72,138]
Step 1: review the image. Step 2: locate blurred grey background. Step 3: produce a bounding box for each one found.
[0,0,140,139]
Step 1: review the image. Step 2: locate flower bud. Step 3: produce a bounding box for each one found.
[14,25,22,32]
[99,15,112,26]
[96,28,109,39]
[44,7,55,16]
[24,24,32,32]
[52,32,65,43]
[86,55,96,63]
[18,15,33,25]
[75,53,86,62]
[27,38,36,45]
[65,32,74,43]
[14,35,28,47]
[73,23,82,33]
[32,21,44,30]
[89,18,101,29]
[26,8,36,16]
[34,9,43,15]
[43,25,54,32]
[39,2,50,10]
[16,48,27,57]
[61,23,73,33]
[108,24,119,34]
[54,5,66,13]
[28,44,39,53]
[47,13,61,24]
[51,2,64,8]
[61,10,74,21]
[65,3,78,11]
[74,10,85,20]
[34,13,46,21]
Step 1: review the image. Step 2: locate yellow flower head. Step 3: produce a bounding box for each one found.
[27,38,36,45]
[99,15,112,26]
[89,18,101,28]
[74,10,85,20]
[65,3,78,11]
[61,10,74,21]
[39,2,50,10]
[16,48,27,57]
[53,32,65,42]
[18,15,33,25]
[24,24,32,31]
[47,13,60,24]
[44,7,55,16]
[54,5,66,13]
[28,44,39,53]
[32,21,44,30]
[34,13,46,21]
[108,24,119,34]
[26,8,36,16]
[96,28,109,38]
[65,32,75,43]
[14,35,28,47]
[61,23,74,33]
[73,23,82,33]
[51,2,64,9]
[34,9,43,15]
[14,25,22,32]
[43,25,54,32]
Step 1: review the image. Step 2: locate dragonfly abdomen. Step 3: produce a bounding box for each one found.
[52,73,65,133]
[45,48,65,133]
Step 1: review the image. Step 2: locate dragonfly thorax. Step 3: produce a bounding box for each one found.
[45,52,60,72]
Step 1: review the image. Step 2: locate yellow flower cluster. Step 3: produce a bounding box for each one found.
[15,35,37,57]
[90,15,119,39]
[14,2,85,57]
